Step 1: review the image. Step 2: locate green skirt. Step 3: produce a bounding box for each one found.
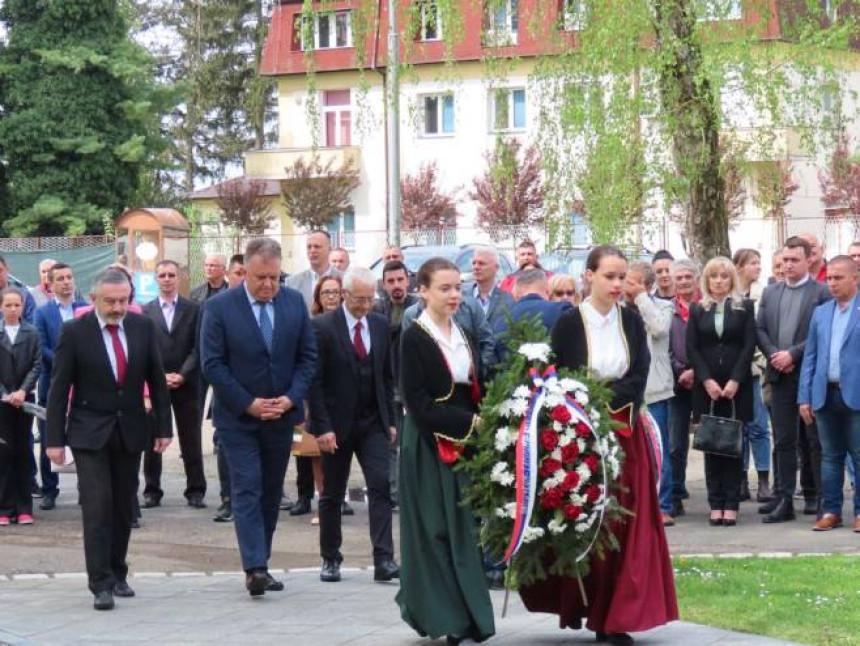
[395,414,495,642]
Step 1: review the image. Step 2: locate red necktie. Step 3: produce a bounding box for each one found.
[353,321,368,360]
[106,324,127,384]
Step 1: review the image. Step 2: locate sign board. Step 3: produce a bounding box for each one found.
[134,271,159,304]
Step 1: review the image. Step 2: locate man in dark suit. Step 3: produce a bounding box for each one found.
[201,238,317,597]
[464,246,514,330]
[189,253,229,303]
[309,267,399,583]
[757,236,831,523]
[46,269,172,611]
[33,263,88,510]
[142,260,205,508]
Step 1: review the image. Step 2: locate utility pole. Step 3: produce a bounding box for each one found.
[386,0,401,246]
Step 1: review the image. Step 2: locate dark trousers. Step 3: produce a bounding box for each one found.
[218,424,291,572]
[669,393,693,501]
[0,407,34,517]
[143,390,205,500]
[770,377,821,506]
[319,424,393,565]
[390,403,404,503]
[36,404,59,497]
[704,451,744,511]
[213,428,232,500]
[295,455,314,501]
[72,429,141,594]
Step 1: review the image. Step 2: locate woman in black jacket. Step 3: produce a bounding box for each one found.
[0,287,42,526]
[686,257,756,526]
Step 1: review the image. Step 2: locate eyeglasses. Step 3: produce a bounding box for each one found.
[554,290,576,297]
[320,289,341,298]
[157,273,177,279]
[345,292,374,305]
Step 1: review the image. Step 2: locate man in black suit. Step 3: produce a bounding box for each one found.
[142,260,205,508]
[757,236,831,523]
[309,267,399,584]
[46,269,172,610]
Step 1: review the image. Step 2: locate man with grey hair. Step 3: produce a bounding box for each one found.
[46,268,172,610]
[29,258,57,308]
[201,238,317,596]
[307,266,399,583]
[190,253,229,303]
[465,246,513,330]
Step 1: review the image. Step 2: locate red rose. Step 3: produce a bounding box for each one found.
[583,454,599,473]
[551,405,572,425]
[541,487,564,509]
[563,503,583,520]
[561,470,580,492]
[561,442,580,465]
[585,485,602,503]
[541,430,559,452]
[539,458,563,478]
[575,422,591,438]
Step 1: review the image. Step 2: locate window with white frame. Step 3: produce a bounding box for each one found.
[490,88,526,132]
[327,210,356,250]
[323,90,352,147]
[484,0,519,46]
[298,11,352,51]
[419,1,443,41]
[561,0,586,31]
[422,94,455,136]
[695,0,743,21]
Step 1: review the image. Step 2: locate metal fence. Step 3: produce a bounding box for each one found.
[0,235,114,252]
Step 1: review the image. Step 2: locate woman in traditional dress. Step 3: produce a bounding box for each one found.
[396,257,495,645]
[519,245,678,645]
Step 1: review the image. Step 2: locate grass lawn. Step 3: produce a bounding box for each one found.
[675,556,860,645]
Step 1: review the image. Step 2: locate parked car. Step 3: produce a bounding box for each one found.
[542,247,653,280]
[370,244,515,284]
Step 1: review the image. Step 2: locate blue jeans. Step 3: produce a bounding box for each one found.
[669,394,693,501]
[648,399,673,514]
[815,387,860,517]
[743,377,771,473]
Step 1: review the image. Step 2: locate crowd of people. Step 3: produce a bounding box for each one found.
[0,229,857,645]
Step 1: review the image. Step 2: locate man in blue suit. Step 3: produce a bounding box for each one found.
[462,246,514,330]
[798,255,860,533]
[201,238,317,596]
[33,262,88,510]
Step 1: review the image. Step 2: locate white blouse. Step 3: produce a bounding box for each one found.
[580,301,629,381]
[417,311,473,384]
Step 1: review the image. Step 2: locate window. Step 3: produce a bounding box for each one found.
[297,11,352,51]
[323,90,351,147]
[484,0,518,46]
[327,210,356,250]
[561,0,586,31]
[422,94,455,136]
[490,88,526,132]
[419,1,443,41]
[695,0,742,22]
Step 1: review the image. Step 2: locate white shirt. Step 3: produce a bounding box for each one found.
[581,301,629,381]
[95,313,128,381]
[159,295,177,332]
[4,324,19,345]
[57,300,75,322]
[342,304,371,354]
[418,310,472,384]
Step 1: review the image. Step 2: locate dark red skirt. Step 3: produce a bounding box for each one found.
[519,417,678,633]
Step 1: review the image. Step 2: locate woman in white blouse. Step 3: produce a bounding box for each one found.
[520,246,678,646]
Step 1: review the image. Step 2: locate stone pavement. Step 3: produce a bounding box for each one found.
[0,570,802,646]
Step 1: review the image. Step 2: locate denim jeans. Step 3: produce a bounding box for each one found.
[743,377,771,473]
[815,387,860,517]
[648,399,673,514]
[669,394,693,501]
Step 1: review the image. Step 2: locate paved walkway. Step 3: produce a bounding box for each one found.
[0,570,802,646]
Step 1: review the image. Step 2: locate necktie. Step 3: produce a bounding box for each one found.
[353,320,368,360]
[106,324,127,384]
[257,301,273,352]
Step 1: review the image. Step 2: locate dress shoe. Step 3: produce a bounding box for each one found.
[485,570,505,590]
[142,495,160,509]
[245,570,268,597]
[93,590,115,611]
[446,637,463,645]
[131,519,141,529]
[31,484,43,498]
[758,498,780,515]
[342,501,354,516]
[812,514,843,531]
[264,572,284,592]
[680,489,690,500]
[607,633,634,645]
[740,475,751,502]
[670,500,685,517]
[566,617,583,630]
[187,494,206,509]
[279,493,294,511]
[213,501,233,523]
[709,517,723,527]
[113,581,135,597]
[723,511,738,527]
[289,497,312,516]
[802,499,819,516]
[320,559,341,582]
[373,560,400,582]
[40,494,56,511]
[762,499,795,524]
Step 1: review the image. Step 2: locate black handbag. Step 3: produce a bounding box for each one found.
[693,398,743,458]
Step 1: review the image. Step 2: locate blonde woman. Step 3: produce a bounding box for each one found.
[686,257,756,526]
[548,273,579,306]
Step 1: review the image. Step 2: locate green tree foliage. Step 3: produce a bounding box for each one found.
[0,0,170,236]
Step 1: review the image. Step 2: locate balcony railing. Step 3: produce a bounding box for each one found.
[244,146,361,179]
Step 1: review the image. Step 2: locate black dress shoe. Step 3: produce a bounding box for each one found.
[802,499,819,516]
[31,484,43,498]
[485,569,505,590]
[289,497,312,516]
[93,590,115,611]
[187,494,206,509]
[131,519,141,529]
[213,501,233,523]
[758,498,780,515]
[113,581,135,597]
[245,570,268,597]
[320,559,341,582]
[40,494,56,511]
[446,637,463,645]
[670,500,685,517]
[762,499,796,524]
[566,617,583,630]
[264,572,284,592]
[607,633,634,645]
[342,501,354,516]
[279,494,295,511]
[373,560,400,582]
[142,495,160,509]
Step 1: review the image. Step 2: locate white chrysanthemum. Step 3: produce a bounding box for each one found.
[560,378,586,393]
[552,421,564,432]
[518,343,551,363]
[512,385,531,399]
[544,394,564,408]
[495,502,517,518]
[574,390,589,406]
[577,438,587,453]
[522,526,546,543]
[558,434,573,448]
[551,448,562,461]
[491,462,515,487]
[494,428,514,452]
[575,512,599,533]
[542,475,562,491]
[510,398,529,417]
[589,408,601,422]
[547,517,568,535]
[576,463,592,481]
[569,492,586,505]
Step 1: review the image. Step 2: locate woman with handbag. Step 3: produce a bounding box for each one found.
[396,258,494,645]
[686,257,756,527]
[520,245,678,645]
